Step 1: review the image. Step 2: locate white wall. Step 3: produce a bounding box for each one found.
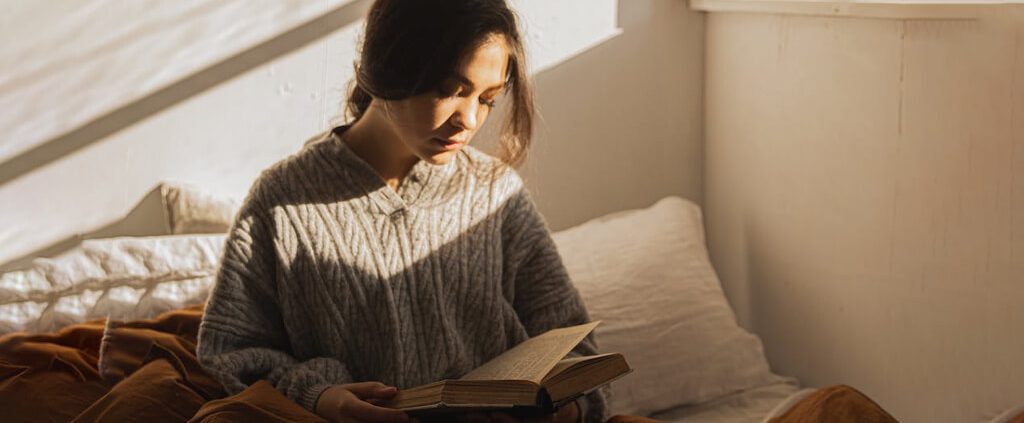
[0,0,366,268]
[704,9,1024,422]
[519,0,705,231]
[0,0,703,269]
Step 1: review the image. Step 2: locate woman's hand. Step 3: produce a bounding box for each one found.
[314,381,413,423]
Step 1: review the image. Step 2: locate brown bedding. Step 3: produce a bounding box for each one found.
[1,306,904,423]
[606,384,900,423]
[0,305,322,422]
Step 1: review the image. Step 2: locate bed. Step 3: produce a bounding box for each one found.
[0,184,965,422]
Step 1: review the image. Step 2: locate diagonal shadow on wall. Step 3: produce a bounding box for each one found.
[0,0,372,188]
[0,185,169,272]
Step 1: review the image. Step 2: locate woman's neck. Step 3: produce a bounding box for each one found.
[342,107,421,190]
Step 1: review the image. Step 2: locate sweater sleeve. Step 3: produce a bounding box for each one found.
[196,177,353,412]
[502,185,609,423]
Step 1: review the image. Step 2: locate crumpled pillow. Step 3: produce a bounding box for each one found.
[552,196,787,416]
[160,182,241,235]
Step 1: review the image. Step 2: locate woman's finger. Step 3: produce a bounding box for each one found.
[347,382,399,400]
[345,398,411,423]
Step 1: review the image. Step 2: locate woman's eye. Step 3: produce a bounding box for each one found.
[437,85,459,98]
[480,98,497,108]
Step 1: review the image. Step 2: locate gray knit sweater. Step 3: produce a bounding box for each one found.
[197,128,607,422]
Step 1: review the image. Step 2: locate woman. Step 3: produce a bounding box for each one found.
[196,1,606,422]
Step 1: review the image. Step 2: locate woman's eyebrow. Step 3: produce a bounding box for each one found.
[451,73,505,92]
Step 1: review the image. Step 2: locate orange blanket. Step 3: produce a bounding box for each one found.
[0,305,321,423]
[0,306,913,423]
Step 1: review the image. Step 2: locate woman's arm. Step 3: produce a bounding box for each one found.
[196,179,355,414]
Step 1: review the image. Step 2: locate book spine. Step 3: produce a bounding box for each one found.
[536,387,555,413]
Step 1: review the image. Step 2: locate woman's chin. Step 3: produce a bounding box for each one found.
[423,151,457,165]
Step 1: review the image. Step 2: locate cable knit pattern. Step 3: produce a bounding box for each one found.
[196,128,607,422]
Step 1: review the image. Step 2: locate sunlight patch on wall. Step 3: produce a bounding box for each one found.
[512,0,622,74]
[0,0,357,164]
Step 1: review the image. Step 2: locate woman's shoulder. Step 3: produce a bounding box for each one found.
[242,131,356,206]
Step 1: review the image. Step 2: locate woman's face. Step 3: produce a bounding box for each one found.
[383,34,510,165]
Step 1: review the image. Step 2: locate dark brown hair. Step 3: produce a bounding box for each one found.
[346,0,534,167]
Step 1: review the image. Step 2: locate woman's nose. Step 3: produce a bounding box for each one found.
[451,99,479,131]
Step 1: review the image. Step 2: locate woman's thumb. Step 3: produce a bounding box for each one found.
[348,381,398,399]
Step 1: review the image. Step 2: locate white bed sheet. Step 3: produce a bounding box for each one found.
[647,381,811,423]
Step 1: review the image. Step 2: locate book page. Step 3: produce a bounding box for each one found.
[540,352,618,384]
[460,321,600,384]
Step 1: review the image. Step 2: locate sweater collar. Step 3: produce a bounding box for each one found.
[329,127,454,215]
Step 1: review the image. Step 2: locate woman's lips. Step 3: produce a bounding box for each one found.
[433,137,463,150]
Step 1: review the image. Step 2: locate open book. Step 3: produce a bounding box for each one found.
[384,322,631,416]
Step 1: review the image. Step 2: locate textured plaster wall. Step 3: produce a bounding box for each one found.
[0,0,703,269]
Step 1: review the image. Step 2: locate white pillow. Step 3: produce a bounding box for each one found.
[552,196,785,416]
[0,234,225,335]
[160,181,241,234]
